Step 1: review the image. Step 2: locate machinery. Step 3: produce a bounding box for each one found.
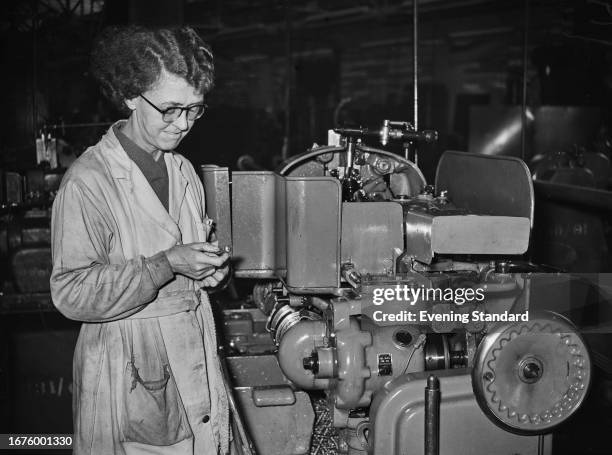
[0,168,62,295]
[205,120,592,455]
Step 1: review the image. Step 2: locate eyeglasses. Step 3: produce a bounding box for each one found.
[139,94,207,122]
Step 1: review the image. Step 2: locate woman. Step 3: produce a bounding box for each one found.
[50,26,232,454]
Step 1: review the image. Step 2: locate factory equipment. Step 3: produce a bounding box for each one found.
[527,112,612,272]
[204,120,592,455]
[0,167,63,294]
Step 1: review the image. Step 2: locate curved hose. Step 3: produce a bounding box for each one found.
[276,146,346,175]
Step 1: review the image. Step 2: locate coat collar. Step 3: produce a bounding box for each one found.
[102,120,186,179]
[101,120,190,239]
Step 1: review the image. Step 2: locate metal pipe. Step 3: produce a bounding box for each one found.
[413,0,419,133]
[408,0,419,162]
[276,145,345,175]
[309,297,330,312]
[32,0,38,145]
[520,0,530,161]
[277,320,330,390]
[283,0,292,161]
[346,138,355,169]
[424,374,440,455]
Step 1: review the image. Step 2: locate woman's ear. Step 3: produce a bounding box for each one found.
[124,96,138,111]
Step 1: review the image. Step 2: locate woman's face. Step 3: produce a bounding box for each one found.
[124,70,204,152]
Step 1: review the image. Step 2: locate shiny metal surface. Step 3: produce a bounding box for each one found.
[200,165,232,250]
[285,177,342,290]
[340,202,403,276]
[231,171,286,278]
[404,209,531,264]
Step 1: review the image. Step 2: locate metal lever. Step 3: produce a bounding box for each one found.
[334,121,438,146]
[425,375,440,455]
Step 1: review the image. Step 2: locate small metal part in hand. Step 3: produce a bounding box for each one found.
[207,245,231,256]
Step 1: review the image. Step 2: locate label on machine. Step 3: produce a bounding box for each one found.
[378,353,393,376]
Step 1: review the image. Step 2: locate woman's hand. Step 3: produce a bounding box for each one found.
[199,264,230,288]
[165,242,230,280]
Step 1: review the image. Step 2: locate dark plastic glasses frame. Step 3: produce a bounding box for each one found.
[140,94,207,122]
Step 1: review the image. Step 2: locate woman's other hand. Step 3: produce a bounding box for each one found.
[199,264,230,288]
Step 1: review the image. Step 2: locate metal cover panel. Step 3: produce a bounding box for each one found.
[341,202,404,276]
[405,211,531,264]
[200,166,232,250]
[432,215,530,255]
[226,355,314,455]
[226,355,291,387]
[435,151,534,225]
[233,388,313,455]
[370,370,550,455]
[285,177,341,290]
[231,172,286,277]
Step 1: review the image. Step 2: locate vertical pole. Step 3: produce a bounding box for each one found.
[409,0,419,161]
[32,0,38,146]
[413,0,419,132]
[424,375,440,455]
[521,0,530,161]
[283,0,292,161]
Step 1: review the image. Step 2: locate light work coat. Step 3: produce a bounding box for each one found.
[50,121,230,455]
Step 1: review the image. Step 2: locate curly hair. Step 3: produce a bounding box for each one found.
[91,25,214,113]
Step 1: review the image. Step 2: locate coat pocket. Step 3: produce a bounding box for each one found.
[121,361,192,446]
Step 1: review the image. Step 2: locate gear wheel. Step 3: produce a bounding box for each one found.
[472,312,591,434]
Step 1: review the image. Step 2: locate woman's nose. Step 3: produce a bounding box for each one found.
[174,110,190,131]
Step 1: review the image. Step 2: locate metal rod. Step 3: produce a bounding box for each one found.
[413,0,419,133]
[32,0,39,145]
[424,374,440,455]
[346,138,354,170]
[520,0,529,161]
[283,0,292,161]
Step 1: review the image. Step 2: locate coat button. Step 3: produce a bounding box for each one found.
[202,415,210,423]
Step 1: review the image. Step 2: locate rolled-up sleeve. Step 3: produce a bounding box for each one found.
[50,180,174,322]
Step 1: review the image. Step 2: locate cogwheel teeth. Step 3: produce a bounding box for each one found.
[480,319,589,428]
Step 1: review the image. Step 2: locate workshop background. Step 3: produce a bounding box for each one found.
[0,0,611,454]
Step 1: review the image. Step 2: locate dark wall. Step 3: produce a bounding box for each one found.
[1,0,611,173]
